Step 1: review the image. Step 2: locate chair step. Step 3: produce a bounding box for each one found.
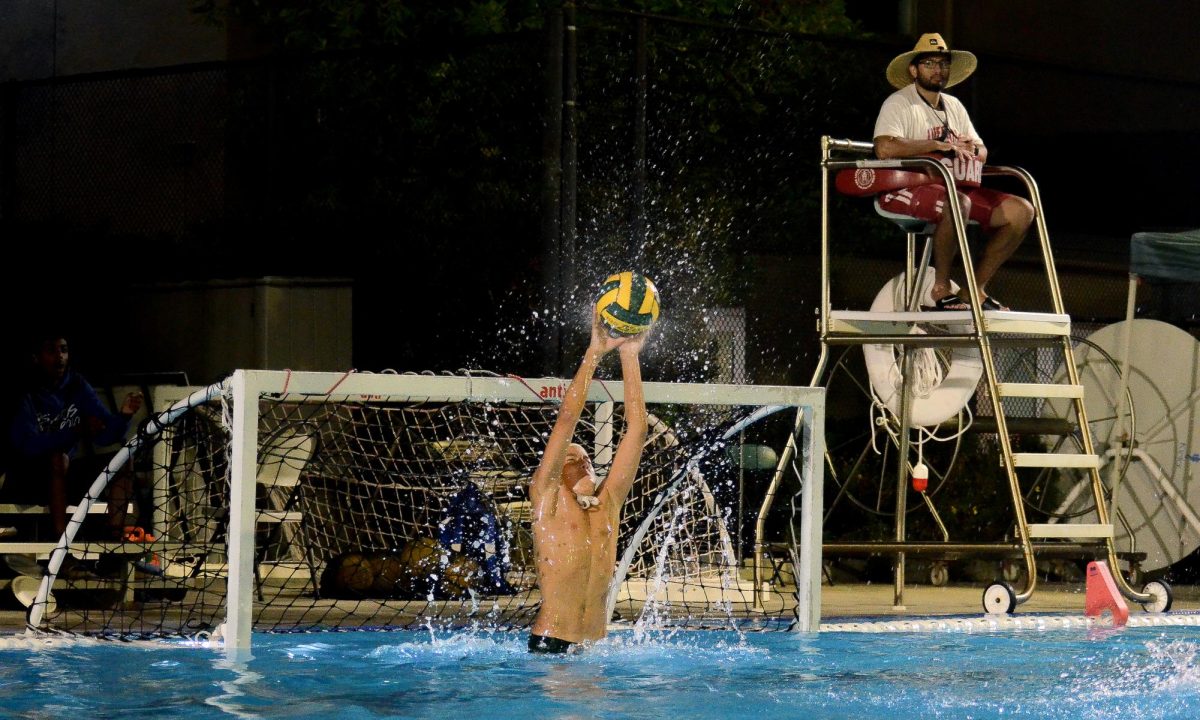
[1027,523,1113,539]
[258,561,313,581]
[256,510,303,523]
[1,502,131,516]
[0,542,62,556]
[997,383,1083,399]
[257,475,300,488]
[942,416,1075,435]
[984,313,1071,336]
[0,540,185,557]
[1012,453,1100,469]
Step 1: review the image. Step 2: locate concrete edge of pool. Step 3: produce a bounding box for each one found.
[2,582,1200,637]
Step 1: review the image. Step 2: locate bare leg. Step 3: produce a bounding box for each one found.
[107,468,134,538]
[928,218,957,302]
[928,192,973,303]
[974,196,1034,301]
[48,453,70,536]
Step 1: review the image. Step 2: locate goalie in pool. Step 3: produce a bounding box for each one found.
[527,311,648,654]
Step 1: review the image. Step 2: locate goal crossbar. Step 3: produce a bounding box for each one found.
[232,369,823,407]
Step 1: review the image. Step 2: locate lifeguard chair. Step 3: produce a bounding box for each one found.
[810,136,1172,615]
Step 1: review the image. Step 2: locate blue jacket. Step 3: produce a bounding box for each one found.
[9,370,131,459]
[437,481,515,594]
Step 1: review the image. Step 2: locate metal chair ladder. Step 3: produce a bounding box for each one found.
[814,136,1170,614]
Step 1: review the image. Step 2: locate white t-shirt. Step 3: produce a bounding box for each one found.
[873,83,983,185]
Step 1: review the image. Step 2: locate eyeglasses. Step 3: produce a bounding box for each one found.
[917,59,952,70]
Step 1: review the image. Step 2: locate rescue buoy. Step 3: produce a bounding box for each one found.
[862,270,983,427]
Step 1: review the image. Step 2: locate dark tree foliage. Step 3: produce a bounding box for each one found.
[189,1,884,376]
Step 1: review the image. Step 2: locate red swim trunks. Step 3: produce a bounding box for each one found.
[876,184,1014,229]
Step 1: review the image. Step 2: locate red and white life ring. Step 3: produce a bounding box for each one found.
[862,270,983,427]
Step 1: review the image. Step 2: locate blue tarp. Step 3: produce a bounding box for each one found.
[1131,229,1200,283]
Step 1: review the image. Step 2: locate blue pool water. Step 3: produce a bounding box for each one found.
[4,622,1200,719]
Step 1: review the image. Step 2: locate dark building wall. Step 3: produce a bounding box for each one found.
[0,0,228,81]
[920,0,1200,85]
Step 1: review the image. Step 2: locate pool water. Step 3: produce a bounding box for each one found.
[3,621,1200,719]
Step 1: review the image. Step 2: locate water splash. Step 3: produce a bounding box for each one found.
[631,500,689,644]
[1148,639,1200,691]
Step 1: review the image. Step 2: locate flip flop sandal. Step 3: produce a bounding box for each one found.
[981,296,1010,311]
[927,294,972,311]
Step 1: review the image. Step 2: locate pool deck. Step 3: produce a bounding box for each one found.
[3,581,1198,635]
[819,582,1200,620]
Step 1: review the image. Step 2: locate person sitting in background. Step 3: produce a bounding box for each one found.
[2,333,144,540]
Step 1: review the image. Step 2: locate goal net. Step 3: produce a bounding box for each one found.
[19,370,823,645]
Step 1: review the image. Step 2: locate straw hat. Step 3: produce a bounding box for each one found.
[885,33,977,90]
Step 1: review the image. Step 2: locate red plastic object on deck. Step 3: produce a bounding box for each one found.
[1085,560,1129,626]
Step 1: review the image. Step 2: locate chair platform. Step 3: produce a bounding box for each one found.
[827,309,1071,337]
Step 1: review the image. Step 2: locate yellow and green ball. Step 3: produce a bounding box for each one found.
[596,271,660,337]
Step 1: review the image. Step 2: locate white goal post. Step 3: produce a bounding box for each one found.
[19,368,823,651]
[223,370,825,650]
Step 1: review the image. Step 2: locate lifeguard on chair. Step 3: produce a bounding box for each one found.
[863,32,1034,312]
